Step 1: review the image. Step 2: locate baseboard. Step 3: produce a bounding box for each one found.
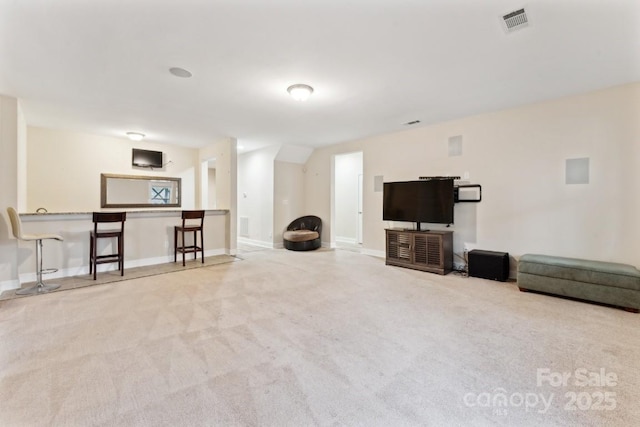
[335,236,357,244]
[360,248,385,258]
[237,237,274,249]
[0,279,20,293]
[7,248,227,291]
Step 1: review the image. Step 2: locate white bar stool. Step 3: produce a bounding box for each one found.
[6,207,64,295]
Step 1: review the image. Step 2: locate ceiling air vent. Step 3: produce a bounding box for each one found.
[502,8,528,33]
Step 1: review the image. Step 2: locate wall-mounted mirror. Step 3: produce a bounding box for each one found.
[101,174,181,208]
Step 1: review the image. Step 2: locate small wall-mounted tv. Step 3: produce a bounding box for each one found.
[383,179,454,228]
[132,148,163,168]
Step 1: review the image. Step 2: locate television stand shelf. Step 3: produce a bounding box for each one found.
[385,229,453,275]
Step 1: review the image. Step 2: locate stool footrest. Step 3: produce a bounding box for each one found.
[94,254,122,265]
[41,268,58,275]
[176,245,202,253]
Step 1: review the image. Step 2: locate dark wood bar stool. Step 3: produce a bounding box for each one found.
[174,210,205,266]
[90,212,126,280]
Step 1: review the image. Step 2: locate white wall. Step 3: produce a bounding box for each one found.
[208,168,217,208]
[237,146,279,245]
[236,144,313,248]
[199,138,237,254]
[274,161,305,246]
[0,95,19,287]
[305,83,640,266]
[334,152,362,243]
[200,139,234,210]
[17,103,27,212]
[27,127,200,212]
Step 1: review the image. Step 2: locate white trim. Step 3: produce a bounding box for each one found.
[6,247,227,291]
[361,248,385,258]
[237,237,274,249]
[0,279,20,292]
[335,236,357,244]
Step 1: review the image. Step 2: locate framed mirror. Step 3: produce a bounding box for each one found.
[101,174,181,208]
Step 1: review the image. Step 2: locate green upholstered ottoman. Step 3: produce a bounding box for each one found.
[517,254,640,312]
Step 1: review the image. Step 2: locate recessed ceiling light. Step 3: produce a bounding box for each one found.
[169,67,193,78]
[287,84,314,101]
[126,132,145,141]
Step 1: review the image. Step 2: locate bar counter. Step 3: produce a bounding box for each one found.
[15,209,231,285]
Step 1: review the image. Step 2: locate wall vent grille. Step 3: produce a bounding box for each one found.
[240,216,249,237]
[502,8,528,33]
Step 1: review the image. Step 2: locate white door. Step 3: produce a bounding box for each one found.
[357,173,363,244]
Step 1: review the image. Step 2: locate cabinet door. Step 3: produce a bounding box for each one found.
[413,234,443,268]
[387,231,411,262]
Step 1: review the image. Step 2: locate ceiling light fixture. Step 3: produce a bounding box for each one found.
[287,84,314,101]
[169,67,193,78]
[126,132,145,141]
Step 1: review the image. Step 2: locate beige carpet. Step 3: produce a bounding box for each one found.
[0,248,638,426]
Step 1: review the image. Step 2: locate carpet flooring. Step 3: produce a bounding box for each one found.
[0,248,638,426]
[0,254,239,301]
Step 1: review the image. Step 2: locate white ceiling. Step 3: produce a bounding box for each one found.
[1,0,639,152]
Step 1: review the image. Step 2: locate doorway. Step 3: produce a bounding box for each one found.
[333,152,363,251]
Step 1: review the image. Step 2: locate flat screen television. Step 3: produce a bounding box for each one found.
[383,179,454,229]
[132,148,163,168]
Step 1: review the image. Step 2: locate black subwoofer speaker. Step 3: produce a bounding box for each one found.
[468,249,509,282]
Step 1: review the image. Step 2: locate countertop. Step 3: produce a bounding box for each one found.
[20,209,229,221]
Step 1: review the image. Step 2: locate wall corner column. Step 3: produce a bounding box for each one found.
[0,95,20,290]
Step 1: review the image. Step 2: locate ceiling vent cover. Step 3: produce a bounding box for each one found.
[502,8,528,33]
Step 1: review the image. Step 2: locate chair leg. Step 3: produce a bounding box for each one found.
[120,234,124,276]
[200,227,204,263]
[89,234,94,275]
[182,229,186,267]
[173,227,177,263]
[16,239,60,295]
[193,230,197,261]
[92,235,97,281]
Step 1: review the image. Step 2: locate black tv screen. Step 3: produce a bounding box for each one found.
[383,180,454,225]
[132,148,163,168]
